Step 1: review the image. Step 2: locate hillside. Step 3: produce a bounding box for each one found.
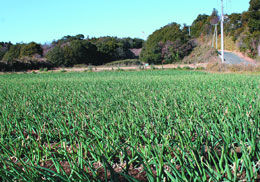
[140,0,259,65]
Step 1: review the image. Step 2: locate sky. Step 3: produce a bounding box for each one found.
[0,0,250,44]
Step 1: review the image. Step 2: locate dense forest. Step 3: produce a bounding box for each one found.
[0,36,144,71]
[0,0,259,71]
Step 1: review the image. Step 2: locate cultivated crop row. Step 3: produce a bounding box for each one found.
[0,70,259,181]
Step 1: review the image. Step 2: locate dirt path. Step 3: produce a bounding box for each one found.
[0,63,209,74]
[0,63,207,74]
[220,50,256,64]
[51,63,208,72]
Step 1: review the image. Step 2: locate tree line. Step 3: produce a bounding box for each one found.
[0,36,144,71]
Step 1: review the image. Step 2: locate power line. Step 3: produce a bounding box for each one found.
[216,25,218,49]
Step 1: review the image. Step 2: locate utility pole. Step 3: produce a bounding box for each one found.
[215,24,218,49]
[212,25,216,48]
[221,0,224,63]
[212,28,215,48]
[212,24,218,48]
[188,26,191,36]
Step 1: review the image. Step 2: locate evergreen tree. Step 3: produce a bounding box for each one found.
[20,42,43,57]
[140,22,193,64]
[249,0,260,11]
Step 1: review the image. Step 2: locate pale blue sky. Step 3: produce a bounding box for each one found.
[0,0,250,44]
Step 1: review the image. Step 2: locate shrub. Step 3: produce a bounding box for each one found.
[150,64,156,70]
[60,69,67,73]
[88,65,93,71]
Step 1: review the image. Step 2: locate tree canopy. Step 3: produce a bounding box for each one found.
[0,42,12,60]
[46,36,144,66]
[140,22,194,64]
[20,42,43,57]
[249,0,260,11]
[2,44,23,62]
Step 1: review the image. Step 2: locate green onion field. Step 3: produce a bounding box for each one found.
[0,70,259,181]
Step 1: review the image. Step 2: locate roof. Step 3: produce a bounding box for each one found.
[129,48,142,57]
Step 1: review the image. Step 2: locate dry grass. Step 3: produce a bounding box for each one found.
[206,60,260,73]
[182,44,219,64]
[256,56,260,62]
[217,36,240,52]
[197,35,239,52]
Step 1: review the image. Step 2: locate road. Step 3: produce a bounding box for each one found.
[220,51,253,65]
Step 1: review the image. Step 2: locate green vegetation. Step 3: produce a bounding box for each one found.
[222,0,260,58]
[0,42,50,71]
[45,36,143,67]
[0,1,259,72]
[0,42,12,60]
[0,36,144,71]
[20,42,43,57]
[46,39,98,67]
[0,70,260,181]
[2,44,23,63]
[140,23,194,64]
[190,14,210,38]
[190,1,260,58]
[140,0,259,65]
[2,42,43,62]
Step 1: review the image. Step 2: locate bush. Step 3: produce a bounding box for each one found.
[205,60,260,72]
[88,65,93,71]
[60,69,67,73]
[150,64,156,70]
[206,61,228,72]
[0,59,53,72]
